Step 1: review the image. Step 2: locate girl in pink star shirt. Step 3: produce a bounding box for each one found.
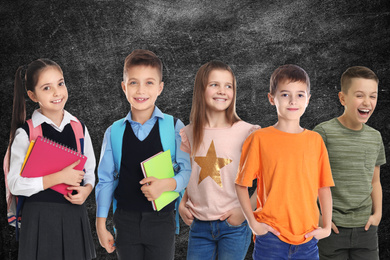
[179,60,259,260]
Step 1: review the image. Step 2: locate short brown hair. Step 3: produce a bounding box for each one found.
[340,66,379,93]
[269,64,310,95]
[123,49,163,81]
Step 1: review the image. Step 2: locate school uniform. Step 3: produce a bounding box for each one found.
[8,109,96,260]
[96,106,191,260]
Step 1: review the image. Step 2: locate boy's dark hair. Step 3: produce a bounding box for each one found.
[340,66,379,93]
[269,64,310,95]
[123,49,163,81]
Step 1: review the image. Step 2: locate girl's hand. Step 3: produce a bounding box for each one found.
[64,184,92,205]
[140,177,167,201]
[60,160,85,186]
[305,226,331,240]
[219,207,246,226]
[249,220,280,237]
[179,198,194,226]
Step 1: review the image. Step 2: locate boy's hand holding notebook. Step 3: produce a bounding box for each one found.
[140,150,179,211]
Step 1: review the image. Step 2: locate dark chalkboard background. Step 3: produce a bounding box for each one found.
[0,0,389,259]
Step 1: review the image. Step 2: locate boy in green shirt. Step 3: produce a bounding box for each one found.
[314,66,386,260]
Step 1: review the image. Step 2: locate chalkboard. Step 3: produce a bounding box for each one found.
[0,0,389,259]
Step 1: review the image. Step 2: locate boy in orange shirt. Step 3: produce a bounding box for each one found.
[235,64,334,259]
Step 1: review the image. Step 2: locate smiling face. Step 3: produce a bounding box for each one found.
[27,66,68,118]
[121,65,163,118]
[338,78,378,130]
[204,69,234,115]
[268,80,310,122]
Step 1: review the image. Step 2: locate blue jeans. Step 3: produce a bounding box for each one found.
[253,232,319,260]
[187,218,252,260]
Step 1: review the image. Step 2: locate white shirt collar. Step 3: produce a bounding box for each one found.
[31,109,78,132]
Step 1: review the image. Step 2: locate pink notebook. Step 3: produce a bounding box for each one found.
[21,136,87,195]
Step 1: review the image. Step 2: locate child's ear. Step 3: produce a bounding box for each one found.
[27,90,38,103]
[306,94,311,107]
[157,81,164,96]
[268,93,275,105]
[338,91,346,106]
[121,81,126,93]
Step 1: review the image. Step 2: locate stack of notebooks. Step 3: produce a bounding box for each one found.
[140,150,179,211]
[20,136,87,195]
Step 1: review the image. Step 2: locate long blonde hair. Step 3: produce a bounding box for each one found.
[189,60,240,155]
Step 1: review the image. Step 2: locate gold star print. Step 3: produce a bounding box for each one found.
[194,141,232,187]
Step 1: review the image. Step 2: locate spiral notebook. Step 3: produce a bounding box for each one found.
[140,150,179,211]
[20,136,87,195]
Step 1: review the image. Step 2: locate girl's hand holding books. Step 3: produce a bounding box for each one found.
[64,184,93,205]
[60,160,85,186]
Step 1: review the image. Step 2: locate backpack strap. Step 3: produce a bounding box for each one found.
[159,114,184,234]
[70,119,84,154]
[26,119,42,142]
[110,118,126,214]
[111,118,126,177]
[158,114,176,162]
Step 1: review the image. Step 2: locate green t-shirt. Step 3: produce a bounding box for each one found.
[313,118,386,227]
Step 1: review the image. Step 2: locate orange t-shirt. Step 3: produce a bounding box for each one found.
[235,126,334,245]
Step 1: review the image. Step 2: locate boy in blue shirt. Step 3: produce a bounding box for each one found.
[95,49,191,259]
[314,66,386,260]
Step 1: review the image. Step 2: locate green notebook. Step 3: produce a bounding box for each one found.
[140,150,179,211]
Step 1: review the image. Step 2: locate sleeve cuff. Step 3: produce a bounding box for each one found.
[83,178,95,188]
[37,176,44,191]
[96,206,110,218]
[172,174,183,193]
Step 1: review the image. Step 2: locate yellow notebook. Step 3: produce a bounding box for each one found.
[20,140,35,174]
[140,150,179,211]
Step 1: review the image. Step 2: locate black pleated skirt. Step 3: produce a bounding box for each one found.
[18,201,96,260]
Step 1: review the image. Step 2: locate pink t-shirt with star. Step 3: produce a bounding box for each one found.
[180,121,259,220]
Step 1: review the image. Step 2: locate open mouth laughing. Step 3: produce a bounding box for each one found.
[358,108,370,116]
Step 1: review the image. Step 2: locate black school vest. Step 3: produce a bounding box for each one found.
[22,122,84,204]
[114,120,175,212]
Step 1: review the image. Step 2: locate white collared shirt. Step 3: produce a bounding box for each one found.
[7,109,96,196]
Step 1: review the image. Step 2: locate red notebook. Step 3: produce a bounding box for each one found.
[20,136,87,195]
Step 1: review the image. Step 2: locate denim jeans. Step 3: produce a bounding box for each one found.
[186,218,252,260]
[253,232,319,260]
